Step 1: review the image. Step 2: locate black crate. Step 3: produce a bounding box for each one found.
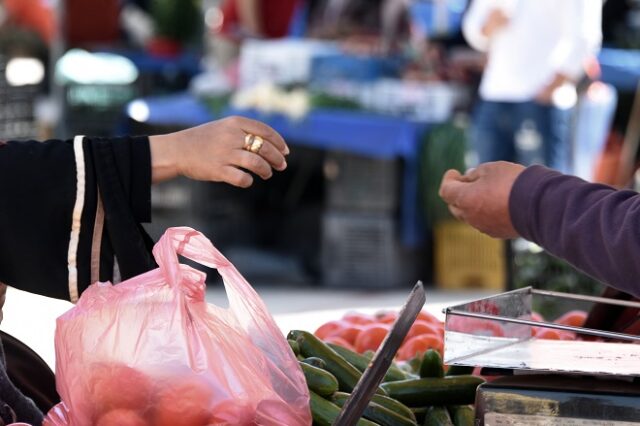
[0,57,39,140]
[324,151,400,212]
[321,210,423,288]
[62,83,138,136]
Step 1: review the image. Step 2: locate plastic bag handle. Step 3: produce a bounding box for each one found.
[153,227,231,292]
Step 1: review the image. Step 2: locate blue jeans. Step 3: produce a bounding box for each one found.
[469,99,571,171]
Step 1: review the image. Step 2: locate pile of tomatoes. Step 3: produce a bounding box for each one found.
[314,310,445,361]
[313,308,590,362]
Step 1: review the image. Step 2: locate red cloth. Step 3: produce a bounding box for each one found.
[219,0,300,39]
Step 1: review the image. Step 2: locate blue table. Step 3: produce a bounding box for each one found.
[127,94,430,246]
[598,47,640,92]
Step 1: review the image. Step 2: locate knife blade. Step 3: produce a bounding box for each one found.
[333,281,426,426]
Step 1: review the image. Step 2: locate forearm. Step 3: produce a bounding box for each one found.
[149,133,179,183]
[510,166,640,296]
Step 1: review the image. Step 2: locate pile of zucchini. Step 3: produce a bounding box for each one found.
[288,330,484,426]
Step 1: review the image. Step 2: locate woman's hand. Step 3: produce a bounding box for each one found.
[149,116,289,187]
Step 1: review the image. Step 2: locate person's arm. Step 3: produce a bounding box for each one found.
[510,165,640,296]
[439,161,640,297]
[462,0,507,52]
[538,0,602,102]
[0,116,288,302]
[0,136,150,301]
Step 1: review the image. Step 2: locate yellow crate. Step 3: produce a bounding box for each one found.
[434,220,507,291]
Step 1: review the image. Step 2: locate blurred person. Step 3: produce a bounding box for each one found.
[0,116,288,424]
[306,0,410,55]
[212,0,301,66]
[463,0,602,171]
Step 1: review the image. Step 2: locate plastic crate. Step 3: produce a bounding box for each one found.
[434,220,506,290]
[63,83,138,136]
[321,210,421,288]
[324,151,400,212]
[0,57,39,140]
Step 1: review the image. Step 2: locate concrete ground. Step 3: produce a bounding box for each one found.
[0,284,493,370]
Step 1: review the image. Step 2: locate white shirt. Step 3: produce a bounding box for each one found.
[463,0,602,103]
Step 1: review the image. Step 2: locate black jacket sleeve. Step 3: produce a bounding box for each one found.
[0,136,155,301]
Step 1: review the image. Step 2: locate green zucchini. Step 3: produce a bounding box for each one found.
[309,391,380,426]
[288,330,386,395]
[380,375,484,407]
[328,343,408,382]
[299,361,338,397]
[448,405,475,426]
[370,394,416,423]
[301,356,326,369]
[423,406,454,426]
[419,349,444,378]
[288,339,300,356]
[331,392,417,426]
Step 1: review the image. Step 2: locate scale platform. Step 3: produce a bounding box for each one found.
[444,287,640,425]
[443,287,640,377]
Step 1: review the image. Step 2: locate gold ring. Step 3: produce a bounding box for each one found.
[249,135,264,154]
[243,134,264,154]
[244,133,254,150]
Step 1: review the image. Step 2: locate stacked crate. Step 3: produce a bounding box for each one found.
[0,56,39,140]
[321,151,422,288]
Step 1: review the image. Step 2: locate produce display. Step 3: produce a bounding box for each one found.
[287,329,483,426]
[295,308,590,425]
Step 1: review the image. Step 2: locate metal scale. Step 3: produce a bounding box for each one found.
[443,287,640,425]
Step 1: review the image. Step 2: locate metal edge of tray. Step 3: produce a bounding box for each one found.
[442,287,640,376]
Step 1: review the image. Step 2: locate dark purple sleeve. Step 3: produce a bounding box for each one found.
[509,165,640,297]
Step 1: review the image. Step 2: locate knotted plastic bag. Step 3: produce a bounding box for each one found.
[44,227,311,426]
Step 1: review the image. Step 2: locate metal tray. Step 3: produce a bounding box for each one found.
[443,287,640,377]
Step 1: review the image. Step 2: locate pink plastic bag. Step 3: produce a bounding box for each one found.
[44,227,311,426]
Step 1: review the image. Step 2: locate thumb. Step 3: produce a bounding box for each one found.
[439,169,467,203]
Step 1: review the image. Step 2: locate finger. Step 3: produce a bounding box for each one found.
[439,170,467,202]
[459,167,480,182]
[231,116,289,154]
[448,204,466,222]
[220,166,253,188]
[251,138,287,171]
[232,149,273,180]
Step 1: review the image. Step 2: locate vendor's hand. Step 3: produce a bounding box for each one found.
[149,116,289,187]
[438,161,525,239]
[481,8,509,38]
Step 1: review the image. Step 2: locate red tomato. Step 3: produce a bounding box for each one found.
[532,327,575,340]
[342,312,375,326]
[314,320,346,340]
[376,311,399,324]
[404,320,442,343]
[447,317,505,337]
[323,335,357,352]
[87,363,153,416]
[335,324,364,346]
[531,311,545,322]
[416,310,441,325]
[154,376,214,426]
[96,409,147,426]
[354,324,390,354]
[554,310,588,328]
[397,335,443,361]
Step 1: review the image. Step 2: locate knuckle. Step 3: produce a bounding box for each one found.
[247,155,262,170]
